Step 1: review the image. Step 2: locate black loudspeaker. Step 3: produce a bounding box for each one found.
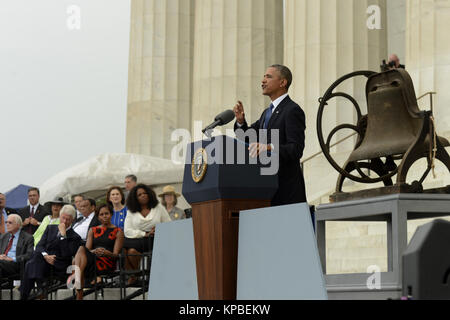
[403,219,450,300]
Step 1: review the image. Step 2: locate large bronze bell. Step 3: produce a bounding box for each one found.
[348,69,449,162]
[317,69,450,202]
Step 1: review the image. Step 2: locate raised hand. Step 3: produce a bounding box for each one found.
[233,101,245,125]
[58,222,67,237]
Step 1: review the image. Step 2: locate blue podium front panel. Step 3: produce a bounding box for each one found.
[237,203,328,300]
[148,219,198,300]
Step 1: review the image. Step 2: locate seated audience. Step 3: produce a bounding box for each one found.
[159,185,186,221]
[123,184,171,284]
[73,198,99,242]
[33,198,66,247]
[0,214,34,279]
[69,203,124,300]
[18,188,48,235]
[20,206,81,300]
[106,186,127,230]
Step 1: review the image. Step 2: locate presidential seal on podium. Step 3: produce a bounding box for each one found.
[192,148,208,183]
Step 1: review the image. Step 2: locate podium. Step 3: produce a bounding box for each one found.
[182,135,278,300]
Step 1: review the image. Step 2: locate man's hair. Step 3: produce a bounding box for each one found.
[60,204,76,220]
[73,194,84,200]
[106,186,125,206]
[270,64,293,91]
[125,174,137,182]
[126,184,159,213]
[8,214,23,228]
[28,187,40,196]
[85,198,96,208]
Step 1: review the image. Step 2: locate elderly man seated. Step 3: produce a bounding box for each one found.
[0,214,34,279]
[20,205,81,300]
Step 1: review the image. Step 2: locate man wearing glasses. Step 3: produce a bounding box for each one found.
[0,214,34,279]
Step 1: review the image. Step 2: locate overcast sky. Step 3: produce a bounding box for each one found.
[0,0,131,193]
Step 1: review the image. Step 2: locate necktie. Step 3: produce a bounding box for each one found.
[4,234,14,255]
[264,104,274,129]
[26,206,35,234]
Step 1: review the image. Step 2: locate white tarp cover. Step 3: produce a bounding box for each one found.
[40,153,184,203]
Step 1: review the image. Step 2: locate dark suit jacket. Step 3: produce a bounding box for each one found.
[89,215,100,229]
[234,95,307,206]
[18,204,48,234]
[0,230,34,264]
[35,224,81,270]
[5,207,18,215]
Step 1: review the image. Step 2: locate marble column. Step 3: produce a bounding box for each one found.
[406,0,450,139]
[191,0,284,137]
[284,0,387,159]
[126,0,194,158]
[387,0,406,63]
[285,1,389,276]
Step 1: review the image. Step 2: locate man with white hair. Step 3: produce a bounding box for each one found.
[0,214,34,278]
[20,205,81,300]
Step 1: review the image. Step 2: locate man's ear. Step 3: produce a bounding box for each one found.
[280,78,287,89]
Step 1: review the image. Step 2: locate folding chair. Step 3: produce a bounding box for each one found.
[119,249,152,300]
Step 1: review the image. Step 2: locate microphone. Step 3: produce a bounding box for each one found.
[202,109,235,135]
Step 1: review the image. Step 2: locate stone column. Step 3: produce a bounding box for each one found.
[284,0,387,203]
[387,0,406,63]
[284,0,387,159]
[284,1,389,276]
[191,0,284,136]
[406,0,450,139]
[126,0,194,158]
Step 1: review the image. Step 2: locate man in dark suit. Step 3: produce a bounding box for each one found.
[17,188,48,235]
[0,193,18,235]
[72,198,100,242]
[234,64,307,206]
[0,214,34,278]
[20,207,81,300]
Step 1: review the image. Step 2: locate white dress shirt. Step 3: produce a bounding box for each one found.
[271,93,288,112]
[30,204,39,214]
[73,212,95,241]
